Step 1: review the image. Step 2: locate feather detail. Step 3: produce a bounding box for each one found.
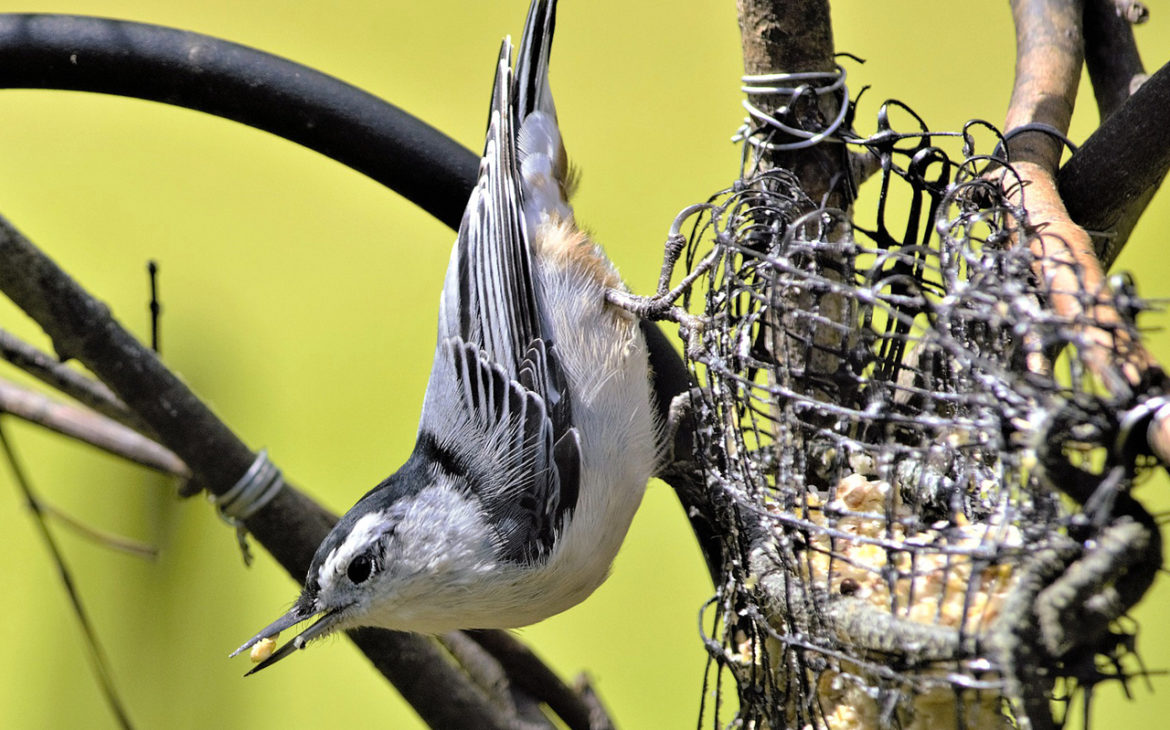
[420,0,580,564]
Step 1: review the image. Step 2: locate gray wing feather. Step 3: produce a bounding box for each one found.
[420,8,579,563]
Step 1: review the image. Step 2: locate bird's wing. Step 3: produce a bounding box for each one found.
[419,4,580,564]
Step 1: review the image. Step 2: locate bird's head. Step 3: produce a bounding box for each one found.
[230,450,504,673]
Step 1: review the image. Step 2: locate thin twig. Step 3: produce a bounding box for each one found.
[0,327,146,432]
[37,499,160,560]
[0,377,188,476]
[0,214,267,493]
[0,418,136,730]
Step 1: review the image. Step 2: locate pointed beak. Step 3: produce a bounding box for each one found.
[229,598,351,676]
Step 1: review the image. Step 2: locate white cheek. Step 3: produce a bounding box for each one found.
[385,486,499,583]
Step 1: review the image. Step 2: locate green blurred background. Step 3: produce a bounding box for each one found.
[0,1,1168,727]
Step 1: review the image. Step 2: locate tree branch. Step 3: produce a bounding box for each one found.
[736,0,834,78]
[1083,0,1147,121]
[437,632,551,727]
[733,0,857,494]
[735,0,844,204]
[1005,0,1083,172]
[1005,2,1170,458]
[1059,61,1170,267]
[466,630,616,730]
[1,328,149,433]
[0,377,187,476]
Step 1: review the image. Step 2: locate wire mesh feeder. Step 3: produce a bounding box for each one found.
[647,117,1165,729]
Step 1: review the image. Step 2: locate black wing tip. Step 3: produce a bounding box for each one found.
[553,427,582,515]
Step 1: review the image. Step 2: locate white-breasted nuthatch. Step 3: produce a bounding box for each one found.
[231,0,658,672]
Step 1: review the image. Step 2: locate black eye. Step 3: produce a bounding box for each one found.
[347,553,374,584]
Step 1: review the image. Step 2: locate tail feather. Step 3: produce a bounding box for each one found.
[513,0,572,231]
[514,0,557,121]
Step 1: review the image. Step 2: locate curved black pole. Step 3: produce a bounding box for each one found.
[0,13,475,230]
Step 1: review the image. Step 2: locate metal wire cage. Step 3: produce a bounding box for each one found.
[657,109,1164,728]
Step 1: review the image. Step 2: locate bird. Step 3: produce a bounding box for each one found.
[231,0,658,673]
